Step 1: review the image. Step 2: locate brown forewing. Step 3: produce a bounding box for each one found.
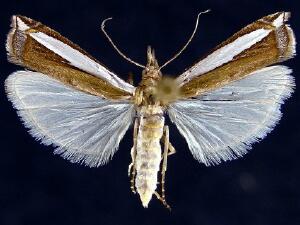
[6,15,133,100]
[179,12,295,99]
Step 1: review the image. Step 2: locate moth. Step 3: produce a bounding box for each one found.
[5,11,296,209]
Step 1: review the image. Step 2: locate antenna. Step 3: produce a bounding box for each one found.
[159,9,211,70]
[101,18,146,69]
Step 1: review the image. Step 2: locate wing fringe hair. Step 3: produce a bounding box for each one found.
[5,71,135,167]
[169,66,295,166]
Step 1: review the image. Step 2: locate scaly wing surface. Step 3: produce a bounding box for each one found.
[6,71,135,167]
[169,12,296,165]
[169,66,294,165]
[177,12,295,98]
[5,16,136,166]
[6,15,135,99]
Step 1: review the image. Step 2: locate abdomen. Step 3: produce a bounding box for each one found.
[135,105,164,207]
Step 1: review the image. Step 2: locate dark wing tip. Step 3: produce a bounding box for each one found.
[6,15,29,65]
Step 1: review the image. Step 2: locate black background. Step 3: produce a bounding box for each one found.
[0,1,299,225]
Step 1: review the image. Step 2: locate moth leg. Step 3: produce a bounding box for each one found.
[128,147,136,194]
[159,125,173,209]
[128,118,138,194]
[154,191,171,211]
[161,128,176,156]
[167,141,176,156]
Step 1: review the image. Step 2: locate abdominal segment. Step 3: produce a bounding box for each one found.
[135,106,164,207]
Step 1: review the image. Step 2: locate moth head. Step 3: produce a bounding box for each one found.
[142,46,161,78]
[146,46,159,68]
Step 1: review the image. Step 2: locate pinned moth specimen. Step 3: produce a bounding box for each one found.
[5,11,296,209]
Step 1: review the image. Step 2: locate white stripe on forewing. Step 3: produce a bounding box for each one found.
[177,29,272,85]
[15,17,30,31]
[29,32,135,93]
[272,13,284,27]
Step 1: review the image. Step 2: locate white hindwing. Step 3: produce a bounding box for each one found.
[5,71,135,167]
[168,66,294,166]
